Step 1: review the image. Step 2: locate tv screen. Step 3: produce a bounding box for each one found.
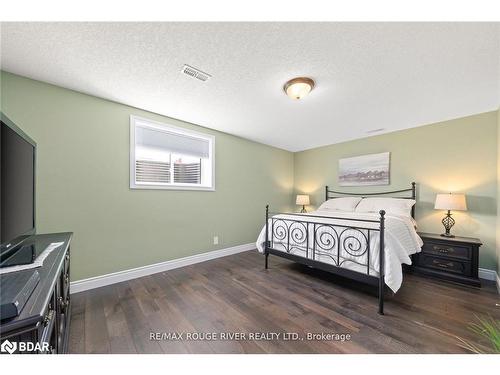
[0,114,36,247]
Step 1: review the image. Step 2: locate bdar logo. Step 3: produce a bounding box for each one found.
[1,339,17,354]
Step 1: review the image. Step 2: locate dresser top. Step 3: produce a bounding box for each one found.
[0,232,72,334]
[418,232,482,246]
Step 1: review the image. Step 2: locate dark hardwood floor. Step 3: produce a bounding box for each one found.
[69,250,500,354]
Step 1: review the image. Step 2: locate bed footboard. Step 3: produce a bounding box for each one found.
[264,206,386,315]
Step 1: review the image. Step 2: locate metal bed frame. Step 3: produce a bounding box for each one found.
[264,182,416,315]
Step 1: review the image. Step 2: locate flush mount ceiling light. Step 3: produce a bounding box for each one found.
[283,77,315,100]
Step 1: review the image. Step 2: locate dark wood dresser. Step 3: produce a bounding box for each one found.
[413,232,481,287]
[0,232,72,354]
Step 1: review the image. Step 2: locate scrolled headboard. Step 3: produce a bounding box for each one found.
[325,182,417,218]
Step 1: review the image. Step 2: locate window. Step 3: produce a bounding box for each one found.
[130,116,215,190]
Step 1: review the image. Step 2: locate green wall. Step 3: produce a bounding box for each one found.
[1,70,499,278]
[294,112,498,270]
[0,71,294,281]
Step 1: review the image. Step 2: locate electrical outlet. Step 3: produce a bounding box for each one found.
[213,236,219,245]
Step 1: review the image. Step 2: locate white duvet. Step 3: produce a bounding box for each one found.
[256,210,423,293]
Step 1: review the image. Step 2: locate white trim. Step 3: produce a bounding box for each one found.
[69,246,499,294]
[70,243,254,294]
[478,267,497,281]
[129,115,215,191]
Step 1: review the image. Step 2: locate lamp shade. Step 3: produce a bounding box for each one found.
[434,193,467,211]
[296,194,310,206]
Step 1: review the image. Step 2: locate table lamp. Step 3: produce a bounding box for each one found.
[296,195,310,213]
[434,193,467,237]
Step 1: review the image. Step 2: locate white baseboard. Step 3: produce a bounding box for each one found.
[70,243,255,294]
[70,245,498,294]
[478,267,498,281]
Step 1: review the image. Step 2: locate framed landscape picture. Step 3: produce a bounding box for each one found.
[338,152,390,186]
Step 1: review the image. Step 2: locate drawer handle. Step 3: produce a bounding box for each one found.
[432,245,454,254]
[65,253,70,261]
[432,259,454,268]
[58,296,68,310]
[41,309,56,353]
[43,309,55,327]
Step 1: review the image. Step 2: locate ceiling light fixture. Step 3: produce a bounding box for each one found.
[284,77,315,100]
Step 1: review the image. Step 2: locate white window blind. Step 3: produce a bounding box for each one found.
[174,161,201,184]
[135,160,171,184]
[136,126,210,159]
[130,116,214,190]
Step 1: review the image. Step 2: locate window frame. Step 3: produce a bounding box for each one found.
[130,115,215,191]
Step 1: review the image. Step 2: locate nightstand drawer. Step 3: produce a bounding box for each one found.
[417,254,471,276]
[421,242,470,260]
[414,232,481,287]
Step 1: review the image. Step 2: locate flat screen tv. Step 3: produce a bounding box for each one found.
[0,113,36,251]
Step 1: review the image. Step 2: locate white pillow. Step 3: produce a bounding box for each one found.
[355,198,416,217]
[317,197,362,212]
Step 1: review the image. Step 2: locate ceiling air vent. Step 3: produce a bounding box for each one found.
[181,65,211,82]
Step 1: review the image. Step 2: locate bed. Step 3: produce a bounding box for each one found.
[256,183,422,314]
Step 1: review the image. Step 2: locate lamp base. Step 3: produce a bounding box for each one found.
[441,210,455,238]
[300,205,307,213]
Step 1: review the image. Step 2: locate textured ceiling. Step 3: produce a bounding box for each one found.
[1,22,499,151]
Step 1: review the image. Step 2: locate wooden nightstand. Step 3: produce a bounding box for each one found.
[412,232,482,287]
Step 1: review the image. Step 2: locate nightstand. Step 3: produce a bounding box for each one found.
[412,232,482,287]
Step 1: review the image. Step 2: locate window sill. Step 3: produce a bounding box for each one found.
[130,183,215,191]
